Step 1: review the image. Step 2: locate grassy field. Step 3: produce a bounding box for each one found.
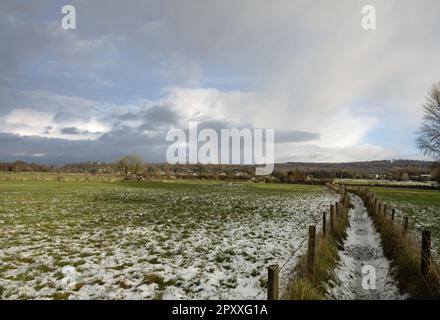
[0,177,338,299]
[335,178,436,188]
[0,171,119,182]
[370,187,440,256]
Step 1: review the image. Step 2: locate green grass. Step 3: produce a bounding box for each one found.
[370,187,440,256]
[249,183,322,193]
[0,171,119,183]
[335,178,435,188]
[370,187,440,205]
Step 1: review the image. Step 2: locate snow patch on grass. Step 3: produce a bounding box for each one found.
[0,182,338,299]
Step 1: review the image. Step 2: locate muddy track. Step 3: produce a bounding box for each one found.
[327,194,406,300]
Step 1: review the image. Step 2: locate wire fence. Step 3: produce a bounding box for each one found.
[268,182,440,299]
[267,183,349,299]
[344,184,440,298]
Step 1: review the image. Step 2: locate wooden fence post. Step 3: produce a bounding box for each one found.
[391,208,395,221]
[307,226,316,277]
[330,204,335,234]
[402,217,409,234]
[322,212,326,236]
[267,264,279,300]
[335,202,339,217]
[421,230,432,277]
[384,204,387,217]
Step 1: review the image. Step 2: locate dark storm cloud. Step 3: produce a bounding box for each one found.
[60,127,82,135]
[189,120,320,144]
[275,130,320,143]
[0,131,168,164]
[116,105,180,131]
[0,110,321,164]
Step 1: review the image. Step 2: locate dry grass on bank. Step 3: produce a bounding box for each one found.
[283,194,350,300]
[369,206,440,298]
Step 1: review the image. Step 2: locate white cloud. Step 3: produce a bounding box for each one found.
[156,87,384,161]
[161,87,257,125]
[0,108,54,136]
[275,143,396,163]
[0,108,110,140]
[315,110,378,148]
[4,108,53,127]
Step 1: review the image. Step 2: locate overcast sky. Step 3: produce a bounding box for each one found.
[1,0,439,164]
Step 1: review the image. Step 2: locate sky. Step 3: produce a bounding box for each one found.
[1,0,440,164]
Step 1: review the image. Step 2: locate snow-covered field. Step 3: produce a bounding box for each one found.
[0,180,338,299]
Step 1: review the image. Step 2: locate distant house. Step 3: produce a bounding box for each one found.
[371,173,385,180]
[408,174,432,181]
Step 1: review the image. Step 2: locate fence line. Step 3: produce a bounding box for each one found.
[268,182,440,299]
[266,183,349,300]
[340,184,440,297]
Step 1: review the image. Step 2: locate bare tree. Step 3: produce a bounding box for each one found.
[417,83,440,160]
[115,154,144,178]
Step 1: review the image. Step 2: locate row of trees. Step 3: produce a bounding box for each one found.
[0,161,53,172]
[1,156,438,183]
